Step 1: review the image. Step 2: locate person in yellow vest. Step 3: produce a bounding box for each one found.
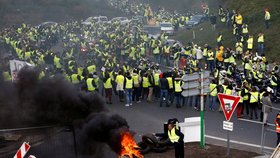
[235,12,243,31]
[275,112,280,145]
[147,71,154,102]
[93,72,100,92]
[247,35,254,51]
[115,71,125,102]
[153,45,161,64]
[86,74,97,93]
[257,32,264,54]
[173,75,182,108]
[142,73,150,101]
[242,23,249,39]
[242,80,251,117]
[132,69,141,103]
[249,87,259,120]
[207,49,215,72]
[235,39,243,60]
[270,73,278,102]
[166,72,174,105]
[264,8,271,29]
[124,72,134,107]
[168,120,184,158]
[103,73,113,104]
[163,43,171,66]
[209,79,218,111]
[153,69,160,100]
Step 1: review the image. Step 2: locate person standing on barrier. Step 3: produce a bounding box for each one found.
[275,112,280,146]
[168,121,184,158]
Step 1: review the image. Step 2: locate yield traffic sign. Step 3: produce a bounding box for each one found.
[217,93,241,121]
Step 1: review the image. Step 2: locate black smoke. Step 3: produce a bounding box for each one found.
[0,67,132,158]
[0,66,106,128]
[78,113,129,158]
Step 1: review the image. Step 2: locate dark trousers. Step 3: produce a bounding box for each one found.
[174,142,184,158]
[250,102,258,119]
[243,100,250,115]
[277,133,280,146]
[132,87,140,101]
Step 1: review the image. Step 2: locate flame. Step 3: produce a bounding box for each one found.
[119,132,143,158]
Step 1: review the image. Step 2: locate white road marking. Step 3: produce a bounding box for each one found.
[205,135,275,151]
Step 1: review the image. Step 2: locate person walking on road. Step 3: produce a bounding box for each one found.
[159,73,170,107]
[264,8,271,29]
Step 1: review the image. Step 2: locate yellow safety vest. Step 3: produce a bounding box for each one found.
[125,78,133,89]
[257,35,264,43]
[217,35,222,42]
[104,78,112,89]
[207,51,214,60]
[209,83,217,96]
[167,77,173,89]
[86,78,95,91]
[168,128,180,143]
[154,73,160,86]
[238,91,243,103]
[87,65,96,74]
[250,92,259,103]
[132,74,139,85]
[71,74,80,84]
[174,81,182,92]
[2,71,11,81]
[142,77,150,88]
[271,76,278,86]
[153,47,160,55]
[243,88,249,101]
[116,75,124,85]
[247,38,253,49]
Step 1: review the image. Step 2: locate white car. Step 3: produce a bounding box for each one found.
[160,22,174,35]
[108,17,130,25]
[82,16,108,25]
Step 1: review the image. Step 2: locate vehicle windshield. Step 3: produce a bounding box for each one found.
[100,17,108,21]
[143,26,161,35]
[191,16,202,21]
[160,23,172,27]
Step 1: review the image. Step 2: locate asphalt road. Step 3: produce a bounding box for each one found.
[105,94,278,154]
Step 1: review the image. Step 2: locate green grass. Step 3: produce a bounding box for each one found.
[145,0,280,61]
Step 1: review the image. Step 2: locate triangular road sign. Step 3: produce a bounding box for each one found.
[217,93,241,121]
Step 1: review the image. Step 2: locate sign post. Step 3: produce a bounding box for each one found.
[200,72,205,149]
[181,71,210,149]
[217,93,240,157]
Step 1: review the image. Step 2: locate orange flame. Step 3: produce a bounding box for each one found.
[119,131,143,158]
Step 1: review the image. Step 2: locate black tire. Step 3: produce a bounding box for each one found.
[151,145,168,153]
[142,133,159,148]
[158,138,171,147]
[137,141,151,154]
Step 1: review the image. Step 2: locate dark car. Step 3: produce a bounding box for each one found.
[186,15,205,29]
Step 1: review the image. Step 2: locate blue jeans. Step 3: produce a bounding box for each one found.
[258,43,264,54]
[154,54,160,64]
[126,89,132,105]
[160,89,169,107]
[174,92,182,107]
[209,96,217,110]
[208,60,215,72]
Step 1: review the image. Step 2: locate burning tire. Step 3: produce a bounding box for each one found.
[142,134,159,148]
[137,141,151,154]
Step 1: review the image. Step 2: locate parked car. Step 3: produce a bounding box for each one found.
[142,25,161,39]
[108,17,130,25]
[37,21,57,28]
[160,22,174,35]
[130,15,146,25]
[186,15,205,29]
[82,16,108,25]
